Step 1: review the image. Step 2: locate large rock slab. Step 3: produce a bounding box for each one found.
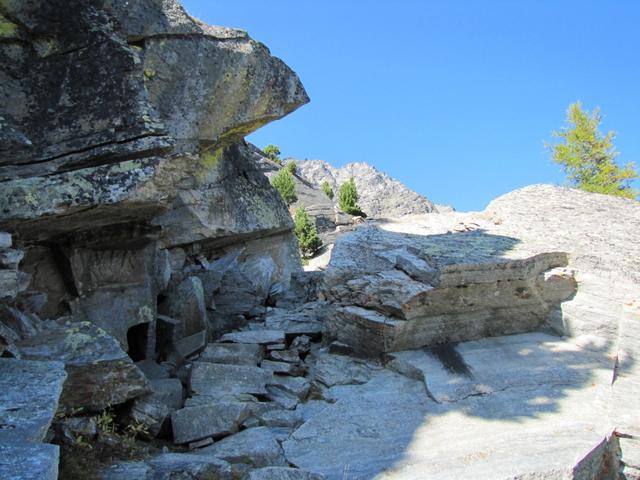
[159,276,208,339]
[248,467,325,480]
[146,453,232,479]
[389,332,611,403]
[189,362,271,399]
[0,358,66,442]
[284,332,615,479]
[324,223,577,357]
[18,322,149,411]
[0,443,59,480]
[220,330,286,345]
[198,427,287,467]
[172,402,250,444]
[200,342,264,366]
[68,245,159,353]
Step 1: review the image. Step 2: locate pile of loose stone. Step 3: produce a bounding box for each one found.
[97,291,367,479]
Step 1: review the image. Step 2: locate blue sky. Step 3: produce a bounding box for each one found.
[182,1,640,211]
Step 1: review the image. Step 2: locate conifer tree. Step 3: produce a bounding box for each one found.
[548,102,638,199]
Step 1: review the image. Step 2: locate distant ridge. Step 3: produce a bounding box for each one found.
[294,160,436,218]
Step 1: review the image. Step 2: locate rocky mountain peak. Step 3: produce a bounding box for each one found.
[295,159,436,218]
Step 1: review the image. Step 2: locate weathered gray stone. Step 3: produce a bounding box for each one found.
[390,332,608,403]
[0,232,11,249]
[185,394,258,407]
[270,349,301,364]
[174,330,208,359]
[198,427,287,467]
[220,330,285,345]
[96,461,151,480]
[172,402,250,444]
[312,353,372,388]
[135,360,171,380]
[257,409,303,429]
[129,394,171,437]
[324,223,577,357]
[264,304,323,340]
[0,358,66,442]
[0,443,59,480]
[188,437,214,450]
[0,248,23,269]
[261,360,305,376]
[0,304,39,338]
[147,453,232,479]
[266,387,300,410]
[149,378,183,410]
[189,362,271,399]
[19,246,68,319]
[284,331,615,479]
[55,416,98,444]
[68,246,158,354]
[18,322,149,411]
[0,270,19,302]
[291,336,311,355]
[268,375,310,400]
[160,276,208,339]
[248,467,325,480]
[200,342,264,366]
[620,436,640,479]
[295,160,435,218]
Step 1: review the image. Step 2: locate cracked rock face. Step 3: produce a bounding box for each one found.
[0,0,308,245]
[323,225,577,358]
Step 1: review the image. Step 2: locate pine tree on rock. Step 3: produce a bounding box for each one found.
[548,102,638,199]
[271,169,297,205]
[294,205,322,258]
[321,180,334,199]
[338,177,364,215]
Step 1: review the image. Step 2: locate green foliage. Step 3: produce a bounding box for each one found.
[548,102,638,199]
[294,205,322,258]
[338,177,364,215]
[263,144,281,165]
[96,408,116,434]
[124,421,150,441]
[321,180,334,199]
[285,160,297,174]
[271,169,297,205]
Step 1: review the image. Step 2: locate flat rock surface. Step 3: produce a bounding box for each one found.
[200,343,264,366]
[189,362,272,399]
[172,402,250,444]
[18,321,149,411]
[220,329,286,345]
[0,358,66,442]
[0,443,59,480]
[284,331,614,479]
[198,426,287,468]
[390,332,612,403]
[248,467,325,480]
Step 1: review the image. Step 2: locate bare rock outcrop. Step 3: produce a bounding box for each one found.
[0,1,310,477]
[295,160,435,218]
[0,0,308,355]
[308,184,639,479]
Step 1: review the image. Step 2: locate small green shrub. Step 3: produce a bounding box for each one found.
[263,144,281,162]
[321,180,334,199]
[285,161,297,174]
[294,205,322,258]
[271,169,297,205]
[338,177,364,215]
